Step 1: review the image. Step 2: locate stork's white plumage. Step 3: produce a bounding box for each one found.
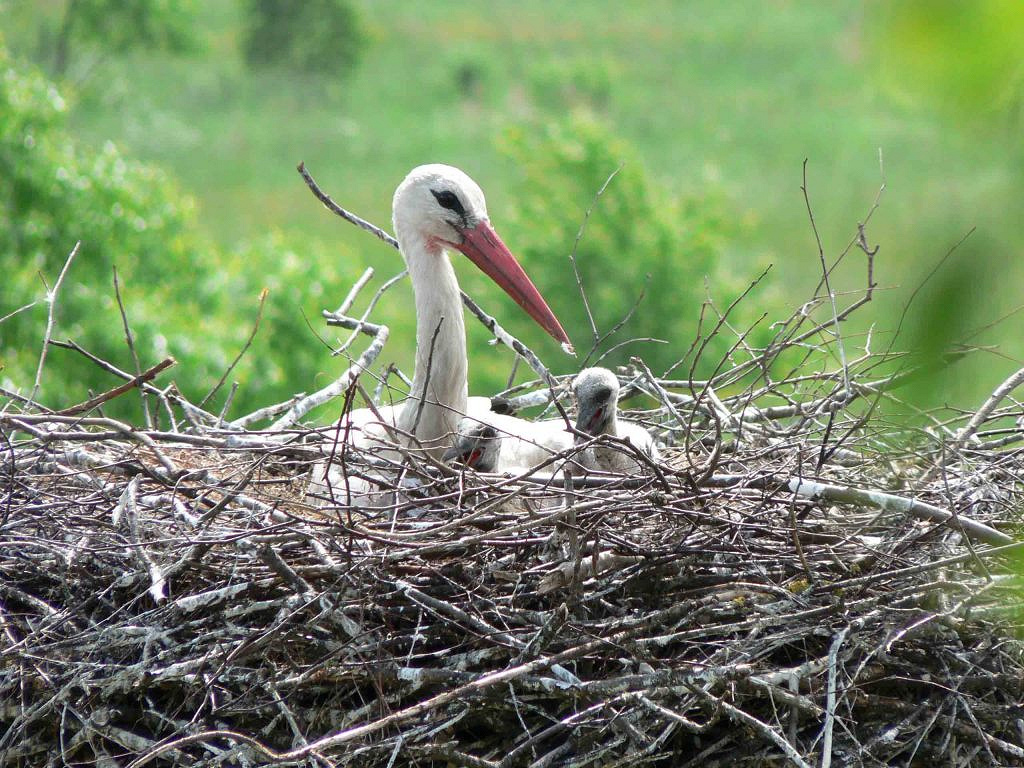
[344,164,571,461]
[573,367,659,472]
[483,411,575,470]
[444,412,578,473]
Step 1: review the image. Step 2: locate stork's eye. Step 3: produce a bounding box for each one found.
[594,386,613,403]
[432,189,466,216]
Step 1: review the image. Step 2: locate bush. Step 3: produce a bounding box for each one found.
[0,44,214,404]
[0,45,367,420]
[493,114,747,381]
[242,0,366,79]
[526,56,618,113]
[42,0,200,77]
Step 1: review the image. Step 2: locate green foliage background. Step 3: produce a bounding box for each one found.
[1,1,1022,423]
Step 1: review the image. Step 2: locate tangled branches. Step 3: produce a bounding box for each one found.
[2,183,1024,767]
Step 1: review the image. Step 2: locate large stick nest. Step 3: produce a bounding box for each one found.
[3,184,1024,767]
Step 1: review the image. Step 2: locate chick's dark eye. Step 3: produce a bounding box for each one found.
[432,189,466,216]
[594,387,613,403]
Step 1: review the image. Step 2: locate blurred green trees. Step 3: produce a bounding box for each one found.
[873,0,1024,128]
[0,32,751,418]
[0,42,365,418]
[242,0,366,78]
[496,115,745,379]
[44,0,200,77]
[868,0,1024,410]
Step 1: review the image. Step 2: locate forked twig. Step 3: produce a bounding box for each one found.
[30,241,80,403]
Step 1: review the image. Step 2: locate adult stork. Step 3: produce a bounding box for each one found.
[348,164,571,460]
[573,367,659,472]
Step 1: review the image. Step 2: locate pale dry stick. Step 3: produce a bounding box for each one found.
[121,476,167,603]
[703,473,1013,546]
[461,288,570,387]
[954,365,1024,449]
[298,161,397,248]
[267,685,328,765]
[819,626,849,768]
[270,317,390,430]
[112,266,153,428]
[0,299,39,326]
[330,269,407,359]
[635,695,714,734]
[334,266,375,316]
[683,681,813,768]
[229,394,305,430]
[216,382,239,427]
[31,241,80,403]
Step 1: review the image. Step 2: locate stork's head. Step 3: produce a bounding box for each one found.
[393,164,488,248]
[443,417,501,472]
[573,367,619,437]
[393,164,572,351]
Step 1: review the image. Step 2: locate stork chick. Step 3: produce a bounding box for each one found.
[573,367,659,472]
[444,418,502,472]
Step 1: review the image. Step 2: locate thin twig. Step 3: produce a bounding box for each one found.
[31,241,80,403]
[200,287,269,410]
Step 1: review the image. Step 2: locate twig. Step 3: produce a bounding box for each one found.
[684,682,813,768]
[954,365,1024,449]
[0,299,39,326]
[569,164,622,343]
[31,241,80,403]
[55,358,176,416]
[112,266,152,427]
[200,287,268,410]
[702,473,1013,546]
[270,316,390,430]
[819,626,848,768]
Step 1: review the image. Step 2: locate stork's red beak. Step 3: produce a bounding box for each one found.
[456,220,573,352]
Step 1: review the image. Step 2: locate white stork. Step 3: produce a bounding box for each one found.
[346,164,571,461]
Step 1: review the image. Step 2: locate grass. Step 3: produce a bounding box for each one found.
[6,0,1023,408]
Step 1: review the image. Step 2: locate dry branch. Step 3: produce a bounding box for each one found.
[3,198,1024,768]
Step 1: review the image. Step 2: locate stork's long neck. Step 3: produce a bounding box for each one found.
[396,233,468,454]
